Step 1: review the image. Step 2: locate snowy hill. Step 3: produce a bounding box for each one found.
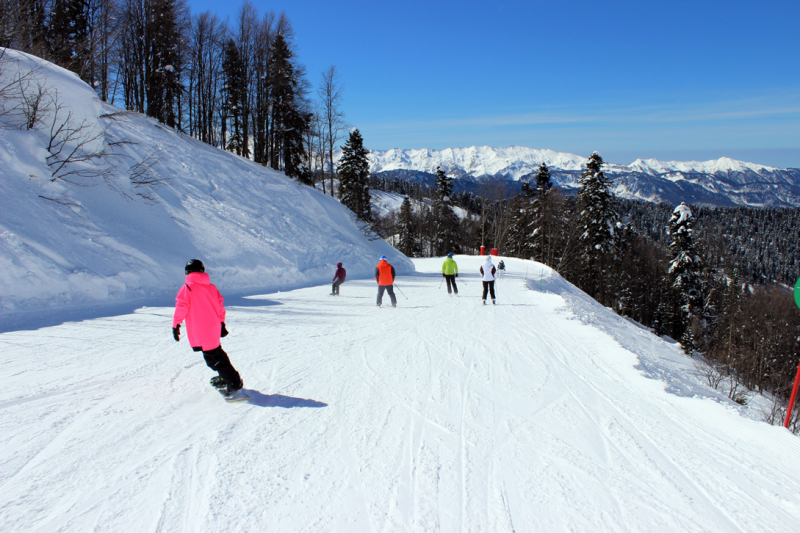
[371,189,469,221]
[2,256,799,531]
[366,146,800,207]
[0,49,412,329]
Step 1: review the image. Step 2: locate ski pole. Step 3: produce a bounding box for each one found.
[439,277,444,289]
[393,283,408,299]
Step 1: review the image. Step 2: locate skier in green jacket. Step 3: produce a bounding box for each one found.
[442,253,459,295]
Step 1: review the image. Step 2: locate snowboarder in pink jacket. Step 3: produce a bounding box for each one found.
[172,259,242,394]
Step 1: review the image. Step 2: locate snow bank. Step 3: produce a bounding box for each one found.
[0,49,412,328]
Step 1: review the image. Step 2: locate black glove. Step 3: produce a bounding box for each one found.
[221,322,229,337]
[173,325,180,341]
[455,273,458,277]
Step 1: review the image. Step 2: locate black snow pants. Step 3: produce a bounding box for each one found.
[444,274,458,294]
[482,280,496,301]
[202,345,242,389]
[332,280,342,295]
[377,285,397,306]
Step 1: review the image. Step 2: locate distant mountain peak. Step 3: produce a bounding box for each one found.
[365,146,799,208]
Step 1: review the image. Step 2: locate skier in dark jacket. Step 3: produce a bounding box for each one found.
[172,259,243,396]
[331,262,346,295]
[375,255,397,307]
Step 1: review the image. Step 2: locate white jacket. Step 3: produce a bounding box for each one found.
[480,260,496,281]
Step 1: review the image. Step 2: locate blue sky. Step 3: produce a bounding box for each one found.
[187,0,800,168]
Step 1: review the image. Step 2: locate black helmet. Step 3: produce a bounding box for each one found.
[185,259,205,275]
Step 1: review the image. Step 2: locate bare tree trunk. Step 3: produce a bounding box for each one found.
[319,65,345,196]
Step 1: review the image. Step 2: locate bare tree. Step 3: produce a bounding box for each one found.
[0,0,51,59]
[694,359,725,390]
[250,9,276,164]
[318,65,346,196]
[127,146,165,201]
[85,0,122,102]
[234,0,258,159]
[45,93,104,176]
[187,10,226,145]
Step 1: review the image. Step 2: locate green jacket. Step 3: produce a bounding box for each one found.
[442,257,458,276]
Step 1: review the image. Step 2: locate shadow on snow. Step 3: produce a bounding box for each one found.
[244,389,328,408]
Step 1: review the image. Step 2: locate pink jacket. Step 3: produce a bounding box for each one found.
[173,272,226,350]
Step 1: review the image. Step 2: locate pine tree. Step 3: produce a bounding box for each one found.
[504,186,533,259]
[713,269,743,368]
[337,129,372,222]
[576,152,618,302]
[531,163,554,264]
[48,0,90,79]
[397,197,418,257]
[144,0,182,128]
[653,300,668,337]
[261,33,311,178]
[667,202,705,354]
[222,38,245,155]
[432,167,460,256]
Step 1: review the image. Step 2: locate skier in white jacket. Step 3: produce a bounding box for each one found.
[479,256,497,305]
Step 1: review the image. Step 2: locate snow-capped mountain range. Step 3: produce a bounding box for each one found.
[365,146,800,208]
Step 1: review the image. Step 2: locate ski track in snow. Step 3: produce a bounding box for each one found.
[2,257,800,532]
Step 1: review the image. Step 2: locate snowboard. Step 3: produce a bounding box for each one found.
[220,389,249,403]
[211,376,248,402]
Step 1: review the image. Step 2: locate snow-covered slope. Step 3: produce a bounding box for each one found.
[2,256,798,531]
[370,189,469,221]
[366,146,800,207]
[0,49,412,327]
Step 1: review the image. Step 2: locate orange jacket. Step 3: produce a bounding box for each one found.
[375,259,396,286]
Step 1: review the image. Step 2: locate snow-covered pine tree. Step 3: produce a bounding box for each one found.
[652,300,668,337]
[667,202,705,354]
[397,196,418,257]
[504,184,533,259]
[576,152,618,303]
[531,163,555,264]
[337,129,372,222]
[432,167,460,256]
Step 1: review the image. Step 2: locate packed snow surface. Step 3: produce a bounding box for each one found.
[3,256,799,532]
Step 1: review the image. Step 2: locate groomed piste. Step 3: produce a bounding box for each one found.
[2,256,799,532]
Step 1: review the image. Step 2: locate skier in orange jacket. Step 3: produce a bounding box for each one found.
[375,255,397,307]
